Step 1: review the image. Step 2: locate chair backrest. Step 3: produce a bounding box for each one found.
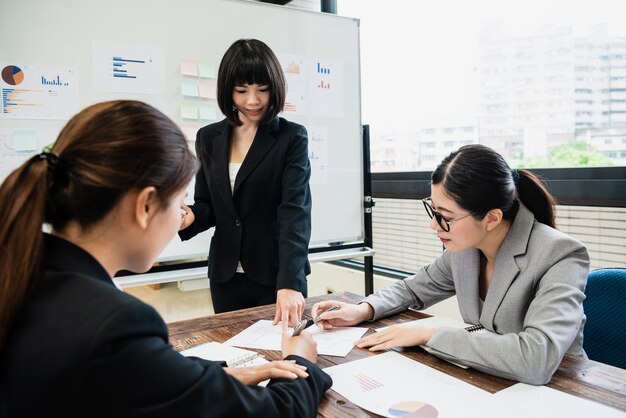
[583,268,626,369]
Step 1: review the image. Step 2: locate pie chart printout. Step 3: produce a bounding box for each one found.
[1,65,24,85]
[388,401,438,418]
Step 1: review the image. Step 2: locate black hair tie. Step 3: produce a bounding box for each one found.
[37,151,61,173]
[511,168,521,186]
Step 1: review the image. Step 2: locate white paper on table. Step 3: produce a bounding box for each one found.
[181,341,270,386]
[375,316,481,369]
[486,383,626,418]
[224,319,368,357]
[324,351,492,418]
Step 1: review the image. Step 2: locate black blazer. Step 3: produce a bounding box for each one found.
[179,117,312,293]
[0,235,332,418]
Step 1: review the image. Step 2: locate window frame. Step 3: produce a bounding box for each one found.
[372,167,626,207]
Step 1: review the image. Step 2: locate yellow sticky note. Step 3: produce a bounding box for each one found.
[13,130,38,152]
[180,59,198,77]
[198,79,216,99]
[181,79,199,97]
[181,103,198,120]
[199,105,217,121]
[198,63,216,78]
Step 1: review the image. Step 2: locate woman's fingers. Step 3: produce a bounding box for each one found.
[368,342,391,351]
[289,303,299,327]
[355,328,395,348]
[267,360,309,379]
[311,301,334,318]
[297,300,304,322]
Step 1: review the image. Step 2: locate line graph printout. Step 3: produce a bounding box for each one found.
[277,53,308,115]
[224,319,367,357]
[324,352,492,418]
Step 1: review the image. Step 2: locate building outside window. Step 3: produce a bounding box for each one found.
[338,0,626,171]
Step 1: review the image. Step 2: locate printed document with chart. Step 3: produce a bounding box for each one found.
[324,351,492,418]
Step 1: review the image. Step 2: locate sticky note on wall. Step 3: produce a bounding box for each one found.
[198,63,216,78]
[198,79,216,99]
[180,59,199,77]
[13,130,38,152]
[199,105,217,121]
[181,103,198,120]
[180,124,199,142]
[181,79,199,97]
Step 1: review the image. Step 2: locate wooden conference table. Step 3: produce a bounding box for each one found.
[167,291,626,417]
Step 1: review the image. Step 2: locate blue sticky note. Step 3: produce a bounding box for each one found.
[181,80,199,97]
[199,105,217,121]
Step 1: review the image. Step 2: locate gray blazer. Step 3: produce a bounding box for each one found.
[364,202,589,385]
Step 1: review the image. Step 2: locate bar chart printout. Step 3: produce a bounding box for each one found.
[309,58,344,118]
[0,63,78,119]
[92,40,165,94]
[324,352,492,418]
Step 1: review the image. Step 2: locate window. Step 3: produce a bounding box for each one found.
[338,0,626,171]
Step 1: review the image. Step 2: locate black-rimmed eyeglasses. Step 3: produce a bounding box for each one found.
[422,197,473,232]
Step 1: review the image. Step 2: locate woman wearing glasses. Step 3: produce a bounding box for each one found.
[311,144,589,385]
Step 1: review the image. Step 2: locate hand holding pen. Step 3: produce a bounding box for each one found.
[308,301,374,330]
[292,306,340,336]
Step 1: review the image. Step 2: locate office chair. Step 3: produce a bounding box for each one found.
[582,268,626,369]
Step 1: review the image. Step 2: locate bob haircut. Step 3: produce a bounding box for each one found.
[216,39,286,126]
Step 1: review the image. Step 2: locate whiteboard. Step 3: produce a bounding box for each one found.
[0,0,364,262]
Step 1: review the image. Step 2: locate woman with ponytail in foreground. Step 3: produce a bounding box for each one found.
[0,100,330,417]
[312,144,589,385]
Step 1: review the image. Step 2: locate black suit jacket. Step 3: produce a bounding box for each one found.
[179,117,312,293]
[0,235,331,418]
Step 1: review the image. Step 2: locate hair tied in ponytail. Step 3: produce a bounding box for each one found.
[37,151,60,173]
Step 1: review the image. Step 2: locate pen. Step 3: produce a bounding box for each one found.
[291,305,340,336]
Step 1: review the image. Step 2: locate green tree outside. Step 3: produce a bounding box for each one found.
[511,141,615,168]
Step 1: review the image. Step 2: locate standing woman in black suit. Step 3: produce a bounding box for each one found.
[179,39,312,326]
[0,100,331,417]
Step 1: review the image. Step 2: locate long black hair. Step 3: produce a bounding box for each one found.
[217,38,286,126]
[432,144,556,228]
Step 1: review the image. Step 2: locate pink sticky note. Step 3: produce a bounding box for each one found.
[180,59,198,77]
[180,123,199,141]
[198,79,216,99]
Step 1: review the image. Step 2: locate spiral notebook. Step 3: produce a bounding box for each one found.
[181,341,268,368]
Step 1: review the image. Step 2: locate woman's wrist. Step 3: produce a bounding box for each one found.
[357,302,375,322]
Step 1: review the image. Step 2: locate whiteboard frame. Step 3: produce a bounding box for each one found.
[0,0,366,264]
